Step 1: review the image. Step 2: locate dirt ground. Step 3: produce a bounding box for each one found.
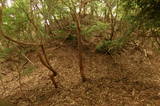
[0,41,160,106]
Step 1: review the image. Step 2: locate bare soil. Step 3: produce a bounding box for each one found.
[0,41,160,106]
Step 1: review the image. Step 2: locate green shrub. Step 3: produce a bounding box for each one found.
[82,21,109,37]
[66,34,77,41]
[96,36,128,54]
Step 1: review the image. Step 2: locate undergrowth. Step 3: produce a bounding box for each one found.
[96,36,129,54]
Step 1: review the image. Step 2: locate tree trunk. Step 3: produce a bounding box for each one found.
[73,13,86,82]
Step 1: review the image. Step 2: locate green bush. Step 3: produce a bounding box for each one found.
[96,36,128,54]
[66,34,77,41]
[82,21,109,37]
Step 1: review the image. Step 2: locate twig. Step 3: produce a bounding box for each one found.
[22,54,36,67]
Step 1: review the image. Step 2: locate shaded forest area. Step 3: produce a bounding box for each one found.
[0,0,160,106]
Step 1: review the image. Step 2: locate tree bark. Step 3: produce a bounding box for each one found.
[73,13,86,82]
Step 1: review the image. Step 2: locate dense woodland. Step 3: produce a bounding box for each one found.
[0,0,160,106]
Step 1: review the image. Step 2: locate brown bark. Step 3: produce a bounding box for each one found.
[38,45,58,88]
[38,53,57,88]
[73,13,86,82]
[0,0,3,27]
[105,2,115,40]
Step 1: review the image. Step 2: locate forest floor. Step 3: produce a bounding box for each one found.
[0,41,160,106]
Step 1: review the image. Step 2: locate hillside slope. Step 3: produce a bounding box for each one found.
[0,41,160,106]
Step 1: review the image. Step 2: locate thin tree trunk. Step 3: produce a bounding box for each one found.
[38,45,58,88]
[73,13,86,82]
[0,0,3,27]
